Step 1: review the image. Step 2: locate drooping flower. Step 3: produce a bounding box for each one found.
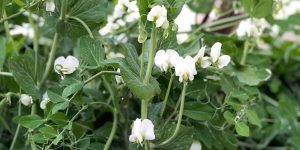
[45,0,55,12]
[54,56,79,77]
[190,140,202,150]
[147,5,169,29]
[175,56,197,82]
[40,92,50,110]
[154,49,180,72]
[20,94,33,106]
[129,118,155,145]
[210,42,231,68]
[194,46,211,68]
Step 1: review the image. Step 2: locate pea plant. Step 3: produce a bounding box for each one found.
[1,0,300,149]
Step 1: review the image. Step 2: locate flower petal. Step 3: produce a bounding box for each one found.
[201,57,211,68]
[210,42,222,63]
[217,55,231,68]
[141,119,155,141]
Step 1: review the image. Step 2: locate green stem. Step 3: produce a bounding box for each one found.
[0,1,40,24]
[140,42,146,80]
[143,28,157,84]
[28,12,39,81]
[241,40,249,65]
[39,0,68,87]
[84,71,120,84]
[67,16,94,39]
[9,102,22,150]
[160,73,174,117]
[3,11,15,51]
[205,21,240,32]
[39,33,59,87]
[157,82,188,146]
[103,108,118,150]
[0,72,13,77]
[189,14,248,39]
[141,100,148,119]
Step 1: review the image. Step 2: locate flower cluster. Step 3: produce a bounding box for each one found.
[129,118,155,145]
[154,42,231,82]
[99,0,139,36]
[147,5,169,29]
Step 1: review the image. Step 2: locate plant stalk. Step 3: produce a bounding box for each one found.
[157,82,188,146]
[160,73,175,117]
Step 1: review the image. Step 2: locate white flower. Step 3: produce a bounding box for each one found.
[236,19,260,37]
[147,5,169,29]
[115,68,124,84]
[54,56,79,76]
[40,92,50,110]
[20,94,33,106]
[175,56,197,82]
[190,141,202,150]
[46,0,55,12]
[210,42,231,68]
[10,23,34,39]
[129,118,155,145]
[194,46,211,68]
[154,49,180,72]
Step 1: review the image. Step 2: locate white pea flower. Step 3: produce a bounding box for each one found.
[129,118,155,145]
[147,5,169,29]
[194,46,211,68]
[115,68,124,84]
[175,56,197,82]
[210,42,231,68]
[54,56,79,78]
[236,19,260,37]
[40,92,50,110]
[190,140,202,150]
[154,49,180,72]
[19,94,33,106]
[45,0,55,12]
[10,23,34,39]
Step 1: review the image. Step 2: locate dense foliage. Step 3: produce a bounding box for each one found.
[0,0,299,149]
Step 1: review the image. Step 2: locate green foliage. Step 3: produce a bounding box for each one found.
[0,0,300,149]
[8,53,41,99]
[241,0,273,18]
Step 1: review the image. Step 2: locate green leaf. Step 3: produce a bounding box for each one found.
[245,109,261,127]
[77,37,105,67]
[52,101,69,114]
[155,124,194,150]
[241,0,273,18]
[47,90,67,103]
[48,112,68,125]
[119,44,160,100]
[39,125,57,138]
[166,0,187,21]
[8,53,40,98]
[45,0,108,38]
[235,66,270,86]
[235,121,250,137]
[62,81,84,98]
[0,37,6,70]
[18,115,44,129]
[187,0,213,13]
[224,111,235,124]
[183,102,214,121]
